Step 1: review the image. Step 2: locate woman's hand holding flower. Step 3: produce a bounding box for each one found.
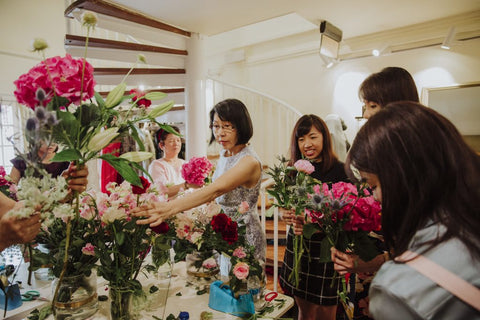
[330,247,386,275]
[293,214,305,235]
[63,163,89,193]
[132,201,175,227]
[280,208,295,225]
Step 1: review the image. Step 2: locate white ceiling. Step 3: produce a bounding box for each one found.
[112,0,480,39]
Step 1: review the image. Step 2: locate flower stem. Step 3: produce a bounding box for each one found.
[52,218,72,315]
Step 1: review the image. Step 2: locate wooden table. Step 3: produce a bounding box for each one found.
[4,261,293,319]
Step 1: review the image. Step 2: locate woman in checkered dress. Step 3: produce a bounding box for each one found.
[279,114,348,320]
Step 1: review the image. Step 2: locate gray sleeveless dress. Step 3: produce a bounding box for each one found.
[212,145,266,262]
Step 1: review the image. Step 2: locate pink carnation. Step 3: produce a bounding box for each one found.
[81,243,96,256]
[294,159,315,174]
[233,247,247,259]
[181,156,213,186]
[14,54,95,109]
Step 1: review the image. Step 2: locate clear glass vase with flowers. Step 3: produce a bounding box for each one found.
[84,179,166,320]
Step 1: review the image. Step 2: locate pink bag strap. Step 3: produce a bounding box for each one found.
[396,250,480,311]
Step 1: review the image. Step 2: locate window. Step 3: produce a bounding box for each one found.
[0,99,26,174]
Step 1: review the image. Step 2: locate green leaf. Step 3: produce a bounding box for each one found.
[115,231,125,245]
[94,91,106,108]
[302,223,320,239]
[128,124,145,151]
[350,231,381,262]
[52,149,82,162]
[318,238,333,263]
[99,155,142,186]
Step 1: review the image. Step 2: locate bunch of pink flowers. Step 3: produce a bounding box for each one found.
[14,54,96,109]
[181,156,214,186]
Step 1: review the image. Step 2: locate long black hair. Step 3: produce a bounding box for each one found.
[346,101,480,259]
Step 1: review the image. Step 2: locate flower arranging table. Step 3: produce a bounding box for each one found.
[4,261,293,320]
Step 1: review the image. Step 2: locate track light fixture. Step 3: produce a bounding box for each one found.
[441,26,456,50]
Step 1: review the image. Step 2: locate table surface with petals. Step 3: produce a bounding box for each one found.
[4,260,293,320]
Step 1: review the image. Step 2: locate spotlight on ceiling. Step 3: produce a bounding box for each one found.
[319,20,342,59]
[371,45,391,57]
[441,26,457,50]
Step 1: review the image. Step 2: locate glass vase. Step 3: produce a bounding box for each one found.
[109,286,134,320]
[185,251,219,289]
[51,274,98,320]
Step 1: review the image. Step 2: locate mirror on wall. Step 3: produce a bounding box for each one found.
[422,82,480,152]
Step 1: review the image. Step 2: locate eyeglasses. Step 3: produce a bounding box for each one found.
[211,123,235,133]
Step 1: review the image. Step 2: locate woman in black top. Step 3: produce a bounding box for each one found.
[279,114,348,320]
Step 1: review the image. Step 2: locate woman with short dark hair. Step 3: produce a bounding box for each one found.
[135,98,266,261]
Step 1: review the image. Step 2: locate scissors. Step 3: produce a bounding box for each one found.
[21,290,44,301]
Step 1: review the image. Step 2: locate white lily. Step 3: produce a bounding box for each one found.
[120,151,153,162]
[87,127,119,152]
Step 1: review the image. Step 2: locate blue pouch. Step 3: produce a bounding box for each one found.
[0,284,23,311]
[208,280,255,316]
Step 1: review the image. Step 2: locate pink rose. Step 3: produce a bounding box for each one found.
[81,243,96,256]
[233,262,249,280]
[294,159,315,174]
[202,257,217,269]
[238,201,249,214]
[233,247,247,259]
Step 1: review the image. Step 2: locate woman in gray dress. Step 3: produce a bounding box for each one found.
[134,98,266,261]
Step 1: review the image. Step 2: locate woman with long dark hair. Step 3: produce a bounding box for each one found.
[344,102,480,319]
[279,114,348,320]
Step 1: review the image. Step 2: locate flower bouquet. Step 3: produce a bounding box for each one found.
[302,181,382,262]
[181,156,214,186]
[302,181,382,309]
[86,179,166,320]
[266,157,319,287]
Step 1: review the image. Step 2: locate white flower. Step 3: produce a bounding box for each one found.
[87,127,119,152]
[101,207,127,224]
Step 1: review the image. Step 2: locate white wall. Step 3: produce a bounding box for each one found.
[0,0,67,98]
[211,39,480,143]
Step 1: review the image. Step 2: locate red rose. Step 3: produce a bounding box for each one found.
[151,221,170,234]
[221,220,238,244]
[132,177,151,194]
[211,213,231,233]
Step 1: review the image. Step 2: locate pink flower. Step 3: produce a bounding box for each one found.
[202,257,217,269]
[238,201,249,214]
[294,159,315,174]
[233,262,249,280]
[233,247,247,259]
[81,243,96,256]
[14,54,95,109]
[181,157,214,186]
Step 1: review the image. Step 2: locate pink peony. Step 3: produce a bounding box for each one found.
[181,157,214,186]
[14,54,95,109]
[81,243,96,256]
[294,159,315,174]
[233,262,249,280]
